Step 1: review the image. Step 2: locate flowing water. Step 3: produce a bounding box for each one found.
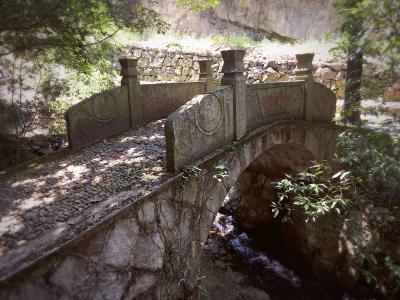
[202,211,376,300]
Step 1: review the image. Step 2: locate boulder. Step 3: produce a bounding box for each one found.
[320,67,337,81]
[324,62,346,71]
[383,87,398,101]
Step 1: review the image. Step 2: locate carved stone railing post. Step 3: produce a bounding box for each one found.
[119,57,143,126]
[294,53,336,122]
[221,49,247,140]
[294,53,314,82]
[294,53,315,120]
[198,59,214,91]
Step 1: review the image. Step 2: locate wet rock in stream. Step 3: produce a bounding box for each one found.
[200,213,370,300]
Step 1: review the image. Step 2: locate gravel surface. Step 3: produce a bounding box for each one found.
[0,120,169,256]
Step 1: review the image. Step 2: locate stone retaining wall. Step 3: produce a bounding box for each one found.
[128,46,347,97]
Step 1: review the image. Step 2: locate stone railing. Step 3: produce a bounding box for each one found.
[65,59,217,149]
[165,50,336,172]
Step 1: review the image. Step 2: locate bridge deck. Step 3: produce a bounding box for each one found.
[0,120,170,257]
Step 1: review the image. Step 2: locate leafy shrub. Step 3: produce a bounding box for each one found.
[272,128,400,223]
[272,163,352,223]
[272,127,400,293]
[48,58,119,135]
[336,129,400,204]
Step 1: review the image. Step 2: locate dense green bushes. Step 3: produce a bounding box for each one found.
[272,128,400,294]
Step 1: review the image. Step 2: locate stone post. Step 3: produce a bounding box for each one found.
[294,53,314,82]
[294,53,315,120]
[198,59,214,91]
[119,57,143,126]
[221,49,247,140]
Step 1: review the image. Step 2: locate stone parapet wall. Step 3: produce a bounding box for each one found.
[128,46,348,97]
[65,57,211,150]
[164,50,336,172]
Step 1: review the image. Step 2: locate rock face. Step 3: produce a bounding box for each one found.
[141,0,340,40]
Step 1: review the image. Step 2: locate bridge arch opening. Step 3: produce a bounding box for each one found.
[200,142,320,298]
[226,143,316,230]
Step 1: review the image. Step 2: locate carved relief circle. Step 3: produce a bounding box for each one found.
[195,93,223,135]
[87,91,119,123]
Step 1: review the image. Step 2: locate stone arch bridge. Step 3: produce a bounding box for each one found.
[0,50,338,299]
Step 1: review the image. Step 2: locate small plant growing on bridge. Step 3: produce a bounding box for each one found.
[178,265,208,299]
[179,165,203,188]
[225,144,236,152]
[211,161,229,182]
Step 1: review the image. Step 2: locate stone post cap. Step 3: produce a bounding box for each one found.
[119,57,138,77]
[294,53,314,79]
[295,53,314,69]
[221,49,246,74]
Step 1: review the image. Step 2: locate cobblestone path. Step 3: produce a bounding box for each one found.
[0,120,170,256]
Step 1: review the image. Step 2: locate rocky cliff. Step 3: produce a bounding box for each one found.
[142,0,340,40]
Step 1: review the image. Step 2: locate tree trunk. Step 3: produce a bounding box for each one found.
[343,48,363,125]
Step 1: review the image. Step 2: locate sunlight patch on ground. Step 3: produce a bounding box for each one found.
[0,216,24,236]
[258,40,338,62]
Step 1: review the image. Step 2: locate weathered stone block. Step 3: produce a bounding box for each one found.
[49,256,90,294]
[137,58,150,68]
[143,68,153,76]
[65,86,131,149]
[174,67,182,76]
[132,232,164,270]
[132,48,142,57]
[100,219,138,269]
[182,67,190,76]
[315,67,323,78]
[246,81,306,132]
[124,273,157,299]
[141,51,151,59]
[138,201,155,224]
[324,62,347,71]
[163,56,173,66]
[165,86,234,172]
[306,82,336,121]
[151,56,164,68]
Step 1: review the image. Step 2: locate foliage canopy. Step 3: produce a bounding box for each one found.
[0,0,168,72]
